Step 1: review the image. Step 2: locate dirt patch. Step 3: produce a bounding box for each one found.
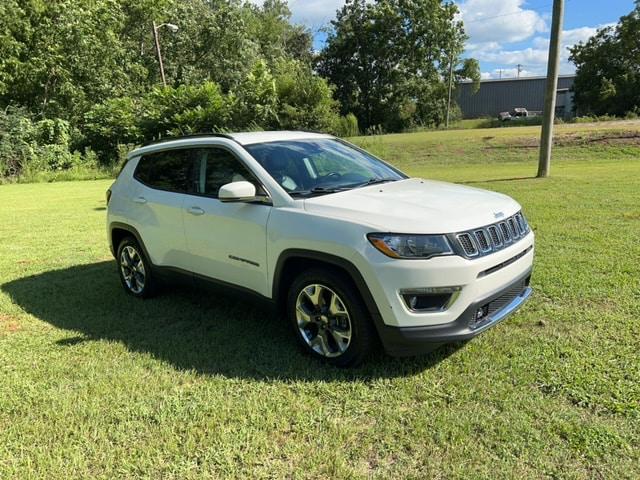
[0,313,21,334]
[622,212,640,221]
[485,130,640,150]
[556,130,640,147]
[17,259,36,265]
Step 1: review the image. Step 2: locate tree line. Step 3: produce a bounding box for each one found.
[1,0,637,181]
[0,0,476,179]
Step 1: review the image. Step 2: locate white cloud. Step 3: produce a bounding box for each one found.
[288,0,346,27]
[473,23,615,78]
[457,0,546,44]
[248,0,614,79]
[247,0,348,29]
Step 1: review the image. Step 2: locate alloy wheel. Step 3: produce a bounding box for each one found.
[120,245,146,294]
[295,284,352,357]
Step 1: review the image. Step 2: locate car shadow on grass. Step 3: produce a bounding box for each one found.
[2,261,464,381]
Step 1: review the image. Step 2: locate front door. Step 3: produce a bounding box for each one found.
[182,147,272,297]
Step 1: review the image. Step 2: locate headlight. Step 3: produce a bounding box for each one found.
[367,233,453,259]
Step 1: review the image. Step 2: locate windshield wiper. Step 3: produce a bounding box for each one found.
[354,177,399,188]
[289,179,398,198]
[289,186,350,197]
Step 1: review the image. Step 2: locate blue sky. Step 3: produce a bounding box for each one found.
[260,0,636,79]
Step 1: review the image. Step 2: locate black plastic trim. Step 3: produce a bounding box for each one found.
[378,267,533,356]
[109,222,152,261]
[156,266,276,310]
[109,222,274,309]
[272,249,386,333]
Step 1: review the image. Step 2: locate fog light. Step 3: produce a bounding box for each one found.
[400,287,461,312]
[475,305,489,322]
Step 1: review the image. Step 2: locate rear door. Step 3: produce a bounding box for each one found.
[130,149,197,268]
[182,146,272,296]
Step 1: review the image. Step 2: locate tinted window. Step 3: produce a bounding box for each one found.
[134,149,196,193]
[245,139,405,195]
[196,148,262,198]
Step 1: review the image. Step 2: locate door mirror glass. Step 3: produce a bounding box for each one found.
[218,181,257,202]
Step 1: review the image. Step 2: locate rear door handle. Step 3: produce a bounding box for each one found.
[187,206,205,216]
[133,196,147,204]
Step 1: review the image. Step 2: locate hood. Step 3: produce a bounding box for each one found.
[303,178,521,234]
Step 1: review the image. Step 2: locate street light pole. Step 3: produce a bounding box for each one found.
[151,22,178,88]
[152,21,166,87]
[537,0,565,178]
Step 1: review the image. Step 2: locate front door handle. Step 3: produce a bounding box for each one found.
[187,206,205,216]
[133,196,147,204]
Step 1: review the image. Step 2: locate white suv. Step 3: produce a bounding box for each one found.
[107,131,534,366]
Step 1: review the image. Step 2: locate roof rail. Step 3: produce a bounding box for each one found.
[141,132,235,147]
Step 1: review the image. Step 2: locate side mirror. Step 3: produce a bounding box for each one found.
[218,181,257,202]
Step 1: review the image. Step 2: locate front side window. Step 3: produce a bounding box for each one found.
[244,138,405,196]
[193,147,265,198]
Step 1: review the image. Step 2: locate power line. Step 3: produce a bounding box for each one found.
[462,1,571,25]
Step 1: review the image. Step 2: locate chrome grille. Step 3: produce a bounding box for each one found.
[487,225,502,247]
[455,211,530,259]
[457,233,478,256]
[515,212,527,233]
[508,217,519,237]
[500,222,512,242]
[474,230,491,252]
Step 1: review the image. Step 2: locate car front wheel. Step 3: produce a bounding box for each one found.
[287,268,376,367]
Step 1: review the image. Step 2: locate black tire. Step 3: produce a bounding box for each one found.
[116,236,157,298]
[287,267,377,367]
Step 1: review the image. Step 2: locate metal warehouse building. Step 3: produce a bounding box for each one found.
[456,75,576,119]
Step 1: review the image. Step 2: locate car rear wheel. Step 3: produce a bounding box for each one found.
[287,268,376,367]
[117,237,156,298]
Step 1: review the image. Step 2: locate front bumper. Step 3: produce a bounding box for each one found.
[378,267,533,356]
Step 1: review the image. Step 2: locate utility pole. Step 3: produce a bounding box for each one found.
[152,21,166,87]
[537,0,565,178]
[446,54,455,128]
[517,64,523,78]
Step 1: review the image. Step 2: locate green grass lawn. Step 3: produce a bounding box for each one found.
[1,122,639,478]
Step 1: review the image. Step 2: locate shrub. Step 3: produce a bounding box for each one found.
[83,61,345,164]
[334,113,359,137]
[0,107,94,181]
[139,82,232,138]
[83,97,142,164]
[274,61,341,132]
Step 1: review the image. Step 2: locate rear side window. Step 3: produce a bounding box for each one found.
[134,149,196,193]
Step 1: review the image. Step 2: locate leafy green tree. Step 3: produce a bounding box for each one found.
[317,0,468,132]
[0,0,145,123]
[456,58,481,93]
[569,1,640,116]
[246,0,314,66]
[274,61,341,132]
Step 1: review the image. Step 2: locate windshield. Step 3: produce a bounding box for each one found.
[244,138,406,196]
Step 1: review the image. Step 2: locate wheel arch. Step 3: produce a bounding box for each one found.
[109,222,152,263]
[272,249,384,332]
